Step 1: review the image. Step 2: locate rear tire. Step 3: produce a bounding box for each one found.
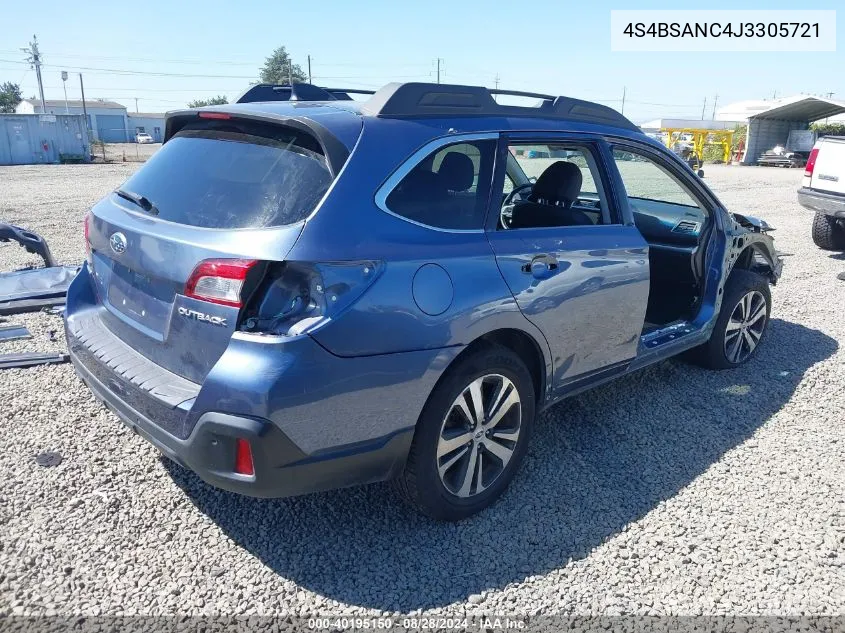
[393,344,535,521]
[812,212,845,251]
[690,269,771,370]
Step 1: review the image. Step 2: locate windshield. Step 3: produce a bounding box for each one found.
[118,127,333,229]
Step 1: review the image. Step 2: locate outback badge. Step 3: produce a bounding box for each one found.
[178,306,228,327]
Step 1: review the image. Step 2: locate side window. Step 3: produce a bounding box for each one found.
[612,148,704,208]
[384,140,495,230]
[500,143,610,230]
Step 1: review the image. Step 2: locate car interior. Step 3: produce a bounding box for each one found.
[386,139,711,332]
[500,144,710,330]
[612,149,710,330]
[384,141,494,230]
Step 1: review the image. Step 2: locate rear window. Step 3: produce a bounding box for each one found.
[117,126,333,229]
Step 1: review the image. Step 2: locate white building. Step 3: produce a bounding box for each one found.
[127,113,166,143]
[16,99,164,143]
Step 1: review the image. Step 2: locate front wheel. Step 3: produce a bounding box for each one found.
[690,269,771,370]
[393,344,535,521]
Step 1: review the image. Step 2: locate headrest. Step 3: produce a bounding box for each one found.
[531,161,582,204]
[438,152,475,192]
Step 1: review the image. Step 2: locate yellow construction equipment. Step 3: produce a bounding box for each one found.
[661,128,735,166]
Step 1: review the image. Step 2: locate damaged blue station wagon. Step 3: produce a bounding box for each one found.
[65,82,782,520]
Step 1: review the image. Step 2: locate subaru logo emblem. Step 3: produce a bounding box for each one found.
[109,232,127,254]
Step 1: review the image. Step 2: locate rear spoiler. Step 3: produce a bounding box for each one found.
[162,109,352,177]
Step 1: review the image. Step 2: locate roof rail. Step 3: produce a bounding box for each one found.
[361,82,639,132]
[233,81,639,132]
[235,83,376,104]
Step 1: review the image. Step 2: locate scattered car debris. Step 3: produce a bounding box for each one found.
[0,223,58,268]
[0,323,32,342]
[0,352,69,370]
[0,223,78,315]
[0,265,78,315]
[35,451,63,467]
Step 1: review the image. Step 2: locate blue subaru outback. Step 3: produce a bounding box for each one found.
[65,82,782,520]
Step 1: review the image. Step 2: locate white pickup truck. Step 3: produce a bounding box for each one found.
[798,136,845,250]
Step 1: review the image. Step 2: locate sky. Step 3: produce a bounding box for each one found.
[0,0,841,123]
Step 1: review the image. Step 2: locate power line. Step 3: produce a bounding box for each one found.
[40,85,243,93]
[0,48,440,70]
[0,58,254,79]
[20,36,46,112]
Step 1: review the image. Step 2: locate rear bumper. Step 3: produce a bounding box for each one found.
[70,348,412,497]
[65,301,459,498]
[797,187,845,218]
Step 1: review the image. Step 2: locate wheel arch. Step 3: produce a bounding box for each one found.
[449,328,549,406]
[732,241,778,284]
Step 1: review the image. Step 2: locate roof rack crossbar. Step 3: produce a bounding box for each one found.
[488,88,556,100]
[235,83,376,104]
[322,87,377,96]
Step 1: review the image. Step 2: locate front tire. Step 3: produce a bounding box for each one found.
[393,344,535,521]
[691,269,771,370]
[812,212,845,251]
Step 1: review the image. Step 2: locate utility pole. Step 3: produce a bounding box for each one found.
[134,97,139,113]
[79,73,90,135]
[701,97,707,120]
[621,86,626,115]
[307,55,312,84]
[493,73,500,102]
[288,60,292,86]
[22,35,46,113]
[436,58,442,84]
[711,94,718,119]
[61,71,69,113]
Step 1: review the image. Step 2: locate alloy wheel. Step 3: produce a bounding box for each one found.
[724,290,767,364]
[436,374,522,498]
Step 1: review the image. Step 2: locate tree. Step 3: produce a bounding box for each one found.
[811,121,845,138]
[187,95,228,108]
[0,82,22,113]
[259,46,306,85]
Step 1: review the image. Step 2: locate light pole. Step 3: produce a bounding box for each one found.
[61,71,69,113]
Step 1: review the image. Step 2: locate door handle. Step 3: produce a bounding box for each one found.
[522,255,559,277]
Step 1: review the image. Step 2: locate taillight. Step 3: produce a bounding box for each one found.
[804,148,819,178]
[185,258,258,307]
[233,438,254,476]
[242,261,382,336]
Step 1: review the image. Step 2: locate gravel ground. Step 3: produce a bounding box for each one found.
[0,163,843,618]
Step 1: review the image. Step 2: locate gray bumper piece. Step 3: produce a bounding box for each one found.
[0,352,69,370]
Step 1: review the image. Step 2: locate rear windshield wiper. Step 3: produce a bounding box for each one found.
[115,189,159,216]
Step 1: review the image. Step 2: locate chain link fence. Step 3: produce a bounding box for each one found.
[89,139,160,163]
